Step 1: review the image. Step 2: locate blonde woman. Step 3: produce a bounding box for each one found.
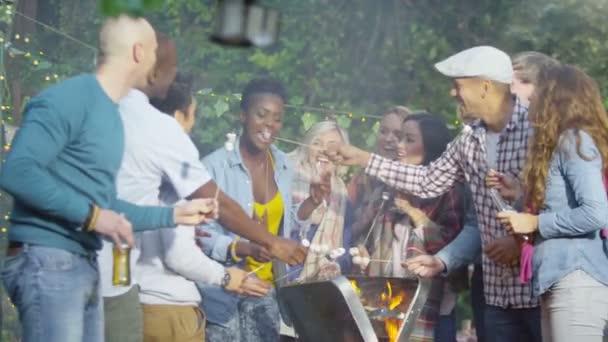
[288,121,354,281]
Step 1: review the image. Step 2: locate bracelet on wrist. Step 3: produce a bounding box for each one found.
[230,237,242,263]
[85,204,100,232]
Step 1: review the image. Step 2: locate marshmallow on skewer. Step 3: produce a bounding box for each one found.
[328,250,340,260]
[310,244,321,253]
[328,247,346,260]
[361,257,370,267]
[224,132,237,151]
[301,239,311,248]
[352,255,371,268]
[349,247,360,256]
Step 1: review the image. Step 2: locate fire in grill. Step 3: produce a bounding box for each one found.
[278,275,431,342]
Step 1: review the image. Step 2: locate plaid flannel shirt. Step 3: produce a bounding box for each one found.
[365,98,539,308]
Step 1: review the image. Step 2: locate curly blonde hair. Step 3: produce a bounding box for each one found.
[522,64,608,211]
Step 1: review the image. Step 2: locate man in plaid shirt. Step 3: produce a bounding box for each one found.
[327,46,541,342]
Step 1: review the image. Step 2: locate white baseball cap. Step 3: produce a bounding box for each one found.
[434,46,513,84]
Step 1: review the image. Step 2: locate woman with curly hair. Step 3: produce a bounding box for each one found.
[498,65,608,341]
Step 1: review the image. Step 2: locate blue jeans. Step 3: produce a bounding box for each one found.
[1,244,103,342]
[484,304,541,342]
[434,310,457,342]
[205,289,279,342]
[471,263,486,342]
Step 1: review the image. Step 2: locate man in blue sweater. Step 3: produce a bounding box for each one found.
[0,16,218,342]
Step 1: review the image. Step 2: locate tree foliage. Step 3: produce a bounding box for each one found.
[2,1,608,336]
[5,0,608,153]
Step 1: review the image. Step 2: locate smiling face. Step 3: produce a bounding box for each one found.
[397,119,425,165]
[449,78,488,122]
[308,128,343,175]
[375,113,403,159]
[240,93,284,152]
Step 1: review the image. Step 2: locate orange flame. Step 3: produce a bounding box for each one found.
[350,279,361,296]
[381,281,405,342]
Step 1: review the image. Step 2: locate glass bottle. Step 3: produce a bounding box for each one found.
[112,243,131,286]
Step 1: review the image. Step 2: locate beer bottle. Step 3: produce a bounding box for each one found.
[112,243,131,286]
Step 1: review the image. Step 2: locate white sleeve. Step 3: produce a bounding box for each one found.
[160,124,211,198]
[160,225,225,286]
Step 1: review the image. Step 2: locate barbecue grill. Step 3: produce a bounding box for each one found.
[278,275,432,342]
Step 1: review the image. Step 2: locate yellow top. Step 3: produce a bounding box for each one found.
[246,190,284,281]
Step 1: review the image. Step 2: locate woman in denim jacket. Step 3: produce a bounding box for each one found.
[198,78,303,342]
[498,65,608,342]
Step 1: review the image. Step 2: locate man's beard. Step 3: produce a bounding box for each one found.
[457,103,477,124]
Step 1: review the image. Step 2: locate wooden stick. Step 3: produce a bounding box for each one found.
[246,263,270,277]
[274,136,316,149]
[273,267,304,283]
[367,259,392,263]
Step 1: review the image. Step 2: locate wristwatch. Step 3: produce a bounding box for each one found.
[221,269,231,289]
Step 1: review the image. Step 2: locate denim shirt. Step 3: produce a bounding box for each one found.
[197,138,299,325]
[435,199,481,273]
[533,130,608,296]
[434,185,481,272]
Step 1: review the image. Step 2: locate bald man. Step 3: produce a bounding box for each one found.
[0,16,219,342]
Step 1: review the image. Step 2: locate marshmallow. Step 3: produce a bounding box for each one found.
[224,133,237,151]
[349,247,360,256]
[301,239,311,247]
[361,257,370,267]
[328,248,345,260]
[329,250,340,260]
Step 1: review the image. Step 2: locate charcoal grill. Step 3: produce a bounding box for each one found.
[278,275,431,342]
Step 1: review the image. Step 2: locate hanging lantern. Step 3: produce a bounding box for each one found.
[211,0,280,48]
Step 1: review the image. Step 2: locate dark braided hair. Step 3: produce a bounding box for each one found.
[240,77,287,112]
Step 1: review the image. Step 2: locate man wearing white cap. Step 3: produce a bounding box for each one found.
[326,46,541,342]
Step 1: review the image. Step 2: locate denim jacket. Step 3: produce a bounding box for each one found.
[435,199,481,272]
[533,130,608,296]
[197,138,300,325]
[434,186,481,272]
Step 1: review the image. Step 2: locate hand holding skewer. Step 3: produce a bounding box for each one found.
[324,141,372,167]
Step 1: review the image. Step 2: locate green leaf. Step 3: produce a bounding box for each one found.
[301,112,316,131]
[213,100,229,117]
[336,116,351,129]
[100,0,163,17]
[34,61,52,71]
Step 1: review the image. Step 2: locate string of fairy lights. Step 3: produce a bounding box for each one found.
[0,27,390,239]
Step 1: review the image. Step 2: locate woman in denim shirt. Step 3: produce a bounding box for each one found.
[198,78,302,342]
[498,65,608,341]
